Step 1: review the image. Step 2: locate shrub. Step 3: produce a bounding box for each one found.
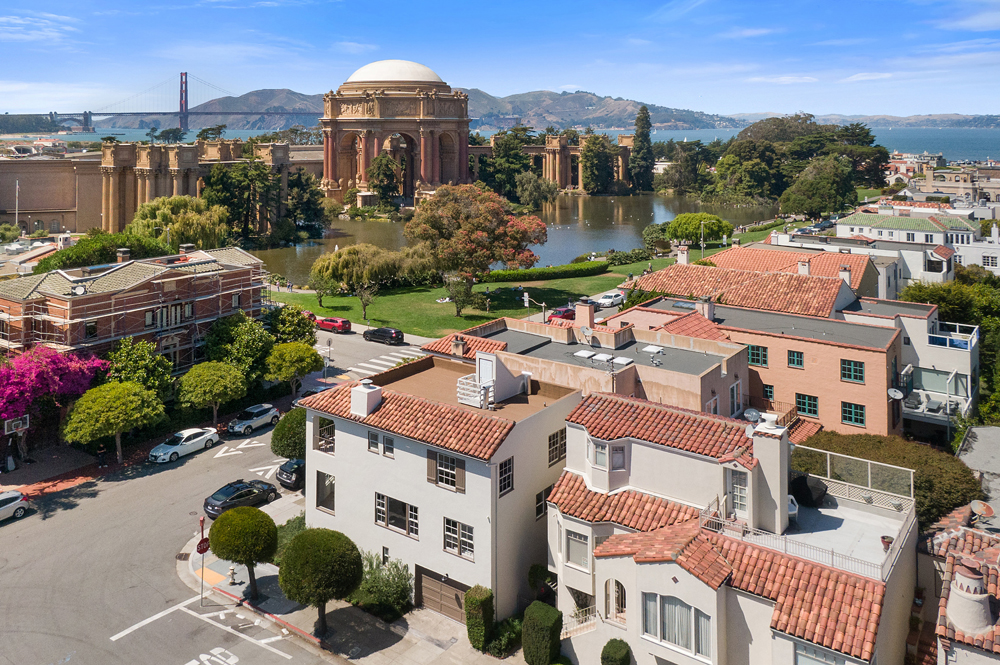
[522,601,562,665]
[209,506,278,600]
[483,261,608,283]
[601,639,631,665]
[279,528,363,635]
[793,430,983,526]
[348,549,414,622]
[465,585,495,651]
[606,248,653,266]
[34,232,171,274]
[273,512,306,566]
[486,616,523,658]
[271,407,306,459]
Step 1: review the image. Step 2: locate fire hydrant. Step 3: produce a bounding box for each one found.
[228,566,238,586]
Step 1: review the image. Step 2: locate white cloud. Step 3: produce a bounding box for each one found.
[335,41,378,54]
[840,72,892,82]
[717,27,775,39]
[810,37,869,46]
[648,0,709,22]
[938,1,1000,31]
[0,14,79,42]
[747,75,818,84]
[627,37,653,46]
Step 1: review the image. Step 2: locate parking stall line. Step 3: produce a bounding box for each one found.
[179,607,292,659]
[110,595,201,641]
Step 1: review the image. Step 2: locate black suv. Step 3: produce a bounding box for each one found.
[203,479,278,519]
[363,327,404,345]
[276,459,305,491]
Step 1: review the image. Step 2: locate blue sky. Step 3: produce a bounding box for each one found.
[2,0,999,117]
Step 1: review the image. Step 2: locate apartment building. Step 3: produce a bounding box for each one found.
[298,355,581,621]
[547,393,917,665]
[0,245,267,369]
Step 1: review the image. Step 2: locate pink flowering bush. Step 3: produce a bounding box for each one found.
[0,347,108,421]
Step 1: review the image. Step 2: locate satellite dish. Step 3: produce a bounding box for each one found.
[972,500,996,519]
[580,326,593,337]
[71,285,86,296]
[744,408,761,423]
[744,424,755,438]
[887,388,904,400]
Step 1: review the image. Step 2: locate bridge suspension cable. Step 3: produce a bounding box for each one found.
[92,74,179,114]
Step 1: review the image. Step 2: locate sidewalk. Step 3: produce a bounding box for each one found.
[180,494,521,665]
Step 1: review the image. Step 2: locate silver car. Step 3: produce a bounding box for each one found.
[227,404,280,436]
[597,292,625,308]
[149,427,219,463]
[0,490,29,522]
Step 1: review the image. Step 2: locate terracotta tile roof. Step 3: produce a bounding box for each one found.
[935,554,1000,654]
[620,263,847,318]
[932,245,956,260]
[421,333,507,360]
[761,234,773,244]
[884,199,953,210]
[707,246,872,290]
[566,393,749,460]
[594,521,733,589]
[924,525,999,559]
[548,471,701,531]
[787,419,822,444]
[709,532,884,661]
[849,235,876,243]
[656,311,730,341]
[299,381,515,460]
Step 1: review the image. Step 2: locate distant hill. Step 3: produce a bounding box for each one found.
[729,112,1000,129]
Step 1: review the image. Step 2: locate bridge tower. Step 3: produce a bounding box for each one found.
[179,72,189,131]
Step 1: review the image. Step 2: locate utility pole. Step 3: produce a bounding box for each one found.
[14,180,18,235]
[700,220,705,259]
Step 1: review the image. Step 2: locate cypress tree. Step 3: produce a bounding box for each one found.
[629,105,655,191]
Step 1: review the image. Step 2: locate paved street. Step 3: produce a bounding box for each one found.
[309,329,434,383]
[0,424,330,665]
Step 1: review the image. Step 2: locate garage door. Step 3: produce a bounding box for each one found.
[417,568,467,623]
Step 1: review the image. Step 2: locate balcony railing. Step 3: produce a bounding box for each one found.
[744,395,797,427]
[790,444,915,506]
[457,374,494,409]
[561,606,597,639]
[929,322,978,350]
[314,419,335,454]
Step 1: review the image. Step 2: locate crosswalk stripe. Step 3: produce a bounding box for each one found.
[357,362,390,371]
[362,358,396,368]
[394,349,425,358]
[347,367,374,376]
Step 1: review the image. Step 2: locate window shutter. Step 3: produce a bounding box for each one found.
[455,459,466,494]
[427,450,437,483]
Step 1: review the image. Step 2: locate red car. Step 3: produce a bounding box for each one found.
[300,310,317,321]
[547,307,576,323]
[316,317,351,333]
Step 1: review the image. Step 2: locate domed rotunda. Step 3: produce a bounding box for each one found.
[319,60,470,202]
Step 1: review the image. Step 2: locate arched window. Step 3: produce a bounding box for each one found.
[604,579,626,624]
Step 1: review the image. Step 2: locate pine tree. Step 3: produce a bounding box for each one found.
[629,106,655,191]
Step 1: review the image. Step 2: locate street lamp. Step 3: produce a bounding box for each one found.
[154,226,172,248]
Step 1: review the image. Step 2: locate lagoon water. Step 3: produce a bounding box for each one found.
[251,194,778,285]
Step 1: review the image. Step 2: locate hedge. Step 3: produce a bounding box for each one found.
[601,639,632,665]
[792,430,982,526]
[606,248,653,266]
[482,261,608,283]
[465,585,494,651]
[522,601,562,665]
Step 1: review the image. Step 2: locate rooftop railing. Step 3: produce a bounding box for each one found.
[744,395,797,427]
[790,444,915,508]
[929,322,979,350]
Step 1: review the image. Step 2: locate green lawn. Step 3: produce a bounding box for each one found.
[733,220,811,244]
[856,188,882,201]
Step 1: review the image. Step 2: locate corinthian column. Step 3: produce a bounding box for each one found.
[419,130,430,184]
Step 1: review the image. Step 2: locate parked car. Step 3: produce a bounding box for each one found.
[227,404,280,436]
[547,307,576,322]
[0,490,29,522]
[596,292,625,308]
[276,459,305,491]
[363,327,404,345]
[204,479,279,519]
[149,428,219,463]
[316,317,351,333]
[301,310,317,321]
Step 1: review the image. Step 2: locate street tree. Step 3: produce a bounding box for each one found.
[101,136,119,143]
[125,196,230,252]
[267,304,316,345]
[196,124,228,141]
[309,244,404,319]
[106,337,174,399]
[209,506,277,601]
[264,342,323,398]
[202,158,281,240]
[306,272,339,308]
[158,128,186,144]
[205,310,276,385]
[779,155,857,218]
[278,528,363,636]
[665,213,734,244]
[480,129,532,201]
[270,407,306,459]
[285,168,328,237]
[404,184,547,281]
[629,105,655,191]
[515,171,558,210]
[366,154,399,210]
[145,127,160,143]
[0,224,20,242]
[580,134,616,194]
[178,361,247,425]
[443,272,476,316]
[63,381,165,464]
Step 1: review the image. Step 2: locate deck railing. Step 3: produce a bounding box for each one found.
[561,606,597,639]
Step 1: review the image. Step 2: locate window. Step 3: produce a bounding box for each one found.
[729,380,742,416]
[375,493,418,537]
[705,396,719,415]
[611,446,626,471]
[748,345,768,367]
[50,220,59,232]
[662,597,692,650]
[383,436,394,457]
[695,609,712,658]
[368,431,379,453]
[85,321,97,339]
[548,428,567,466]
[144,311,154,328]
[763,384,774,400]
[730,469,748,513]
[444,518,474,559]
[841,359,864,383]
[316,472,335,513]
[925,234,934,243]
[906,232,915,242]
[796,393,818,417]
[184,302,193,319]
[437,454,457,488]
[536,485,553,519]
[642,594,711,658]
[315,417,335,453]
[877,230,883,237]
[842,402,866,426]
[592,442,607,469]
[231,293,240,309]
[904,336,911,345]
[788,350,804,368]
[643,593,658,637]
[498,457,513,496]
[566,531,589,568]
[985,255,999,268]
[382,547,389,565]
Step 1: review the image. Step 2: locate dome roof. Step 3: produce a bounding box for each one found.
[345,60,444,84]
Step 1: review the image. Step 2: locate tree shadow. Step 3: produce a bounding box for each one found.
[318,605,408,656]
[31,480,101,520]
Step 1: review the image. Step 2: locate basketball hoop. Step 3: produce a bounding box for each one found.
[4,415,29,436]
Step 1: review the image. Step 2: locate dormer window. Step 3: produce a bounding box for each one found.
[611,446,626,471]
[592,442,607,469]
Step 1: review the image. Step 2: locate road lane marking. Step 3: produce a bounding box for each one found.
[236,440,265,449]
[362,358,395,367]
[213,446,243,458]
[346,367,373,375]
[110,595,201,641]
[394,350,425,358]
[179,607,292,659]
[260,636,284,644]
[249,463,282,479]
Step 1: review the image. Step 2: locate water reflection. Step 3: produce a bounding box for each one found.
[252,194,777,284]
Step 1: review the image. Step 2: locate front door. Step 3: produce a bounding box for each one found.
[728,469,749,519]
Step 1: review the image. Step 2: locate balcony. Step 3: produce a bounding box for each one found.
[313,419,335,454]
[744,395,797,427]
[457,374,494,409]
[928,322,978,351]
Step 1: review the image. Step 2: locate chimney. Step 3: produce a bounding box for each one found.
[797,260,811,275]
[350,379,383,418]
[450,335,468,358]
[178,243,196,255]
[677,246,690,264]
[839,264,852,286]
[947,561,994,636]
[576,299,596,329]
[116,248,130,263]
[752,413,790,534]
[695,297,715,322]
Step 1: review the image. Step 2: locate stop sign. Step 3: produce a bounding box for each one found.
[196,537,210,555]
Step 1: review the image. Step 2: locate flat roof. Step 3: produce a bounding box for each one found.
[480,328,553,355]
[843,298,935,318]
[785,503,906,568]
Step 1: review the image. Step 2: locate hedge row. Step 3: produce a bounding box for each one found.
[482,261,608,283]
[465,585,494,651]
[523,601,562,665]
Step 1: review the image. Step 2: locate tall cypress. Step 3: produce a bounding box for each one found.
[629,105,654,191]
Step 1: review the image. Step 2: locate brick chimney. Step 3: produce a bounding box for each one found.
[350,379,383,418]
[116,248,130,263]
[450,335,468,358]
[575,300,596,329]
[677,246,690,264]
[839,264,852,286]
[178,243,196,255]
[797,260,810,275]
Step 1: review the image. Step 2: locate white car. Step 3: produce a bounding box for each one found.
[597,292,625,308]
[0,490,29,522]
[149,428,219,463]
[228,404,281,436]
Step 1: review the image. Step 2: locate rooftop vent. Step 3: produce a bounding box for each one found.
[947,561,994,637]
